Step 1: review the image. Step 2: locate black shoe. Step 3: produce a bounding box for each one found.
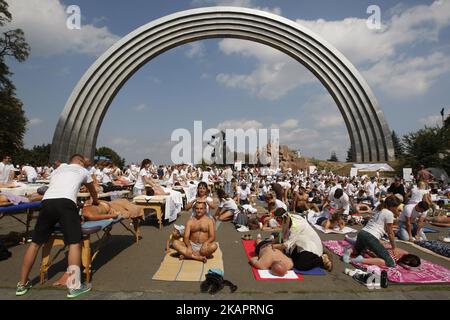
[352,272,371,286]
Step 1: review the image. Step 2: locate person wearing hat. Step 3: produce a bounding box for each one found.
[166,224,185,254]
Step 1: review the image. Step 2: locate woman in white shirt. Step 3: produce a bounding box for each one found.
[407,181,430,205]
[185,181,217,215]
[133,159,167,196]
[215,189,239,221]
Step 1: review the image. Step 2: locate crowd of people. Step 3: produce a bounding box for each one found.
[1,152,449,297]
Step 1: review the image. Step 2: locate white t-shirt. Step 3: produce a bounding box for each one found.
[408,187,429,204]
[275,199,288,211]
[43,164,93,204]
[102,168,112,184]
[237,186,251,200]
[362,209,394,239]
[365,181,377,197]
[330,192,350,216]
[283,214,323,257]
[134,168,148,190]
[22,166,38,182]
[398,204,428,223]
[223,168,233,182]
[0,162,14,183]
[201,171,211,183]
[219,198,238,212]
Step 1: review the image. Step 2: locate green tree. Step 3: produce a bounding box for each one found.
[0,0,30,156]
[328,151,338,162]
[391,130,404,158]
[346,146,354,163]
[95,147,125,168]
[402,120,450,174]
[0,91,26,155]
[13,144,51,166]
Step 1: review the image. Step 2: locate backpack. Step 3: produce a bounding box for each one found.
[200,270,237,295]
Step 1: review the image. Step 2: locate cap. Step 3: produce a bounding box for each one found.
[174,224,185,236]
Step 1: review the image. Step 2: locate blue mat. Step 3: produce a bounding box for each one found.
[294,267,326,275]
[423,227,438,233]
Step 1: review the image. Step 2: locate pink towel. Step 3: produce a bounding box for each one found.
[323,240,450,284]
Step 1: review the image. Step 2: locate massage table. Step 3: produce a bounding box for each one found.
[39,216,125,284]
[133,195,168,230]
[0,201,42,237]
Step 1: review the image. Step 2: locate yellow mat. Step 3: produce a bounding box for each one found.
[152,244,224,281]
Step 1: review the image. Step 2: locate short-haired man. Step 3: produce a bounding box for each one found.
[0,155,14,184]
[173,201,217,263]
[397,201,430,242]
[16,154,99,299]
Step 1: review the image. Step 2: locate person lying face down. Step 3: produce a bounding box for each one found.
[249,236,294,277]
[82,199,143,221]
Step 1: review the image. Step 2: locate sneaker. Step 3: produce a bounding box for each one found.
[352,272,375,290]
[16,281,32,296]
[67,283,92,299]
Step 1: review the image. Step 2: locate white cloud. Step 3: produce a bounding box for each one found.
[278,119,299,129]
[363,52,450,98]
[217,119,263,131]
[418,115,443,127]
[28,118,43,126]
[135,104,148,112]
[217,40,315,100]
[295,0,450,65]
[7,0,119,56]
[214,1,450,100]
[185,42,205,59]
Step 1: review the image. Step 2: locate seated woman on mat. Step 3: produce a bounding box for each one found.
[215,189,239,222]
[185,181,217,215]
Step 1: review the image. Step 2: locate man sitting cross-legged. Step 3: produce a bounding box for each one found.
[172,201,217,263]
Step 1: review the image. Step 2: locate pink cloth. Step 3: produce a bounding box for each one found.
[323,240,450,284]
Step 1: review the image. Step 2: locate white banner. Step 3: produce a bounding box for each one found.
[403,168,413,182]
[350,168,358,178]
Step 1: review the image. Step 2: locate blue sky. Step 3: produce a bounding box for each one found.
[4,0,450,164]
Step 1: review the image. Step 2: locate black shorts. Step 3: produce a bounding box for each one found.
[32,199,82,245]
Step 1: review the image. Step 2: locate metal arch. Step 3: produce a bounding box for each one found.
[50,6,395,163]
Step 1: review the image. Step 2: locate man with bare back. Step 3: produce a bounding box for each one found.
[172,201,217,263]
